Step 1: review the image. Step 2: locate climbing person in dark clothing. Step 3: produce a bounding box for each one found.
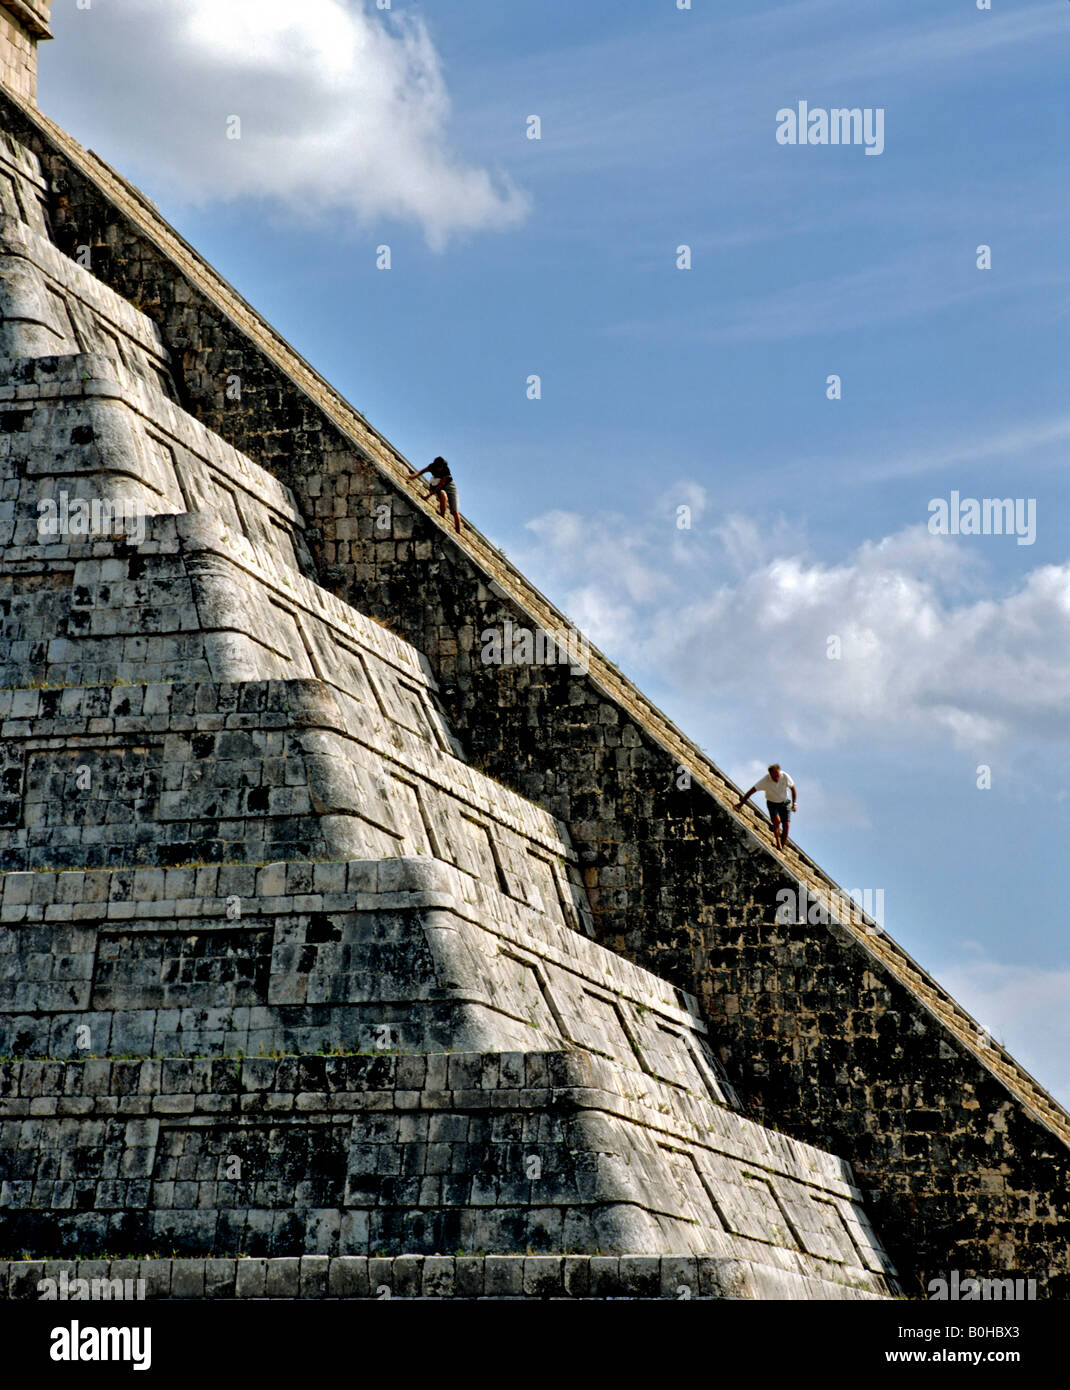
[409,456,461,534]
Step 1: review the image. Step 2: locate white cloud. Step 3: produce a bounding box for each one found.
[515,495,1070,752]
[524,509,674,607]
[47,0,528,249]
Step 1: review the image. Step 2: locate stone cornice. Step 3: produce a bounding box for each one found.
[0,1,52,41]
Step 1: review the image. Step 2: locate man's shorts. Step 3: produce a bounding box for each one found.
[767,800,791,821]
[444,480,458,513]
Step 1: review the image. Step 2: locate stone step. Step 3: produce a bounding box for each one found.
[0,1253,892,1301]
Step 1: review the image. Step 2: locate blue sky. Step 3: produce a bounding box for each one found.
[39,0,1070,1102]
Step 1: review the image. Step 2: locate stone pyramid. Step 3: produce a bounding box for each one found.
[0,3,1067,1301]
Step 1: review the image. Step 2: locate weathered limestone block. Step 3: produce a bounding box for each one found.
[0,353,309,566]
[0,859,721,1071]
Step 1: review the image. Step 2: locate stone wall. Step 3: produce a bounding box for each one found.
[0,3,50,108]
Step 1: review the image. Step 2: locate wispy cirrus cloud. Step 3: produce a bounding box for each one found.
[605,250,1070,345]
[837,414,1070,484]
[787,0,1070,84]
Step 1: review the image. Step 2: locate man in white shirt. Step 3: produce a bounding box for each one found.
[734,764,797,849]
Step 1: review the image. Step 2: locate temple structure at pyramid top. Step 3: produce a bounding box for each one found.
[0,2,1066,1301]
